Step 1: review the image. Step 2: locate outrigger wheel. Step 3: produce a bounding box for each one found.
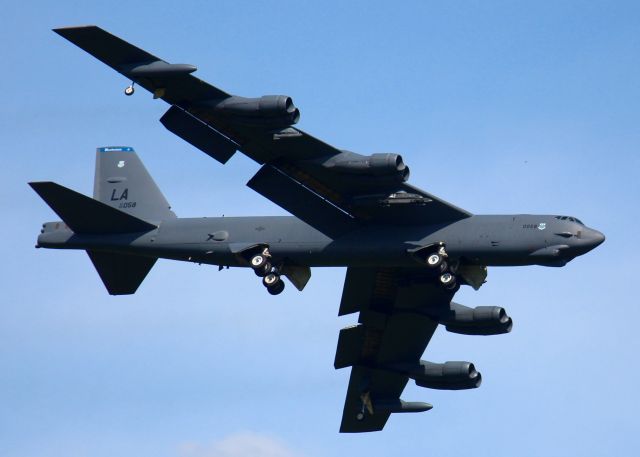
[356,391,372,421]
[124,83,135,96]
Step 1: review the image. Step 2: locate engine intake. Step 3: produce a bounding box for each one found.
[407,361,482,390]
[321,151,410,181]
[208,95,300,126]
[440,303,513,336]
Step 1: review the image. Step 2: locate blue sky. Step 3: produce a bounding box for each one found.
[1,1,639,456]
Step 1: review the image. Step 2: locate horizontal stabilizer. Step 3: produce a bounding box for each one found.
[29,181,157,234]
[87,250,156,295]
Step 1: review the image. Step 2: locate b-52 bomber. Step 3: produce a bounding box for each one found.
[31,26,605,432]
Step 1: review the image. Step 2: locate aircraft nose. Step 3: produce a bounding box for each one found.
[585,228,605,250]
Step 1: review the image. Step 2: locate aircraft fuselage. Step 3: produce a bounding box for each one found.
[37,213,604,269]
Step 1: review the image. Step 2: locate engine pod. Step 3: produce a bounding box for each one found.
[319,150,410,181]
[202,95,300,127]
[440,303,513,335]
[411,361,482,390]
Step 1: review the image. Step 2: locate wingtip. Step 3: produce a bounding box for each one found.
[28,180,54,185]
[28,181,57,193]
[52,25,99,35]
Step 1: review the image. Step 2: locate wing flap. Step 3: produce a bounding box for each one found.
[339,267,399,316]
[160,105,238,164]
[376,313,438,365]
[247,164,357,238]
[334,325,367,369]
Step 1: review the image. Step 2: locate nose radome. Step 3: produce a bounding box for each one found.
[589,229,605,248]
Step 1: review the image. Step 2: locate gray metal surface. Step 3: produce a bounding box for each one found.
[31,25,607,433]
[93,146,176,222]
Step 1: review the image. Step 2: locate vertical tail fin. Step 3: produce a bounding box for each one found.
[93,146,176,222]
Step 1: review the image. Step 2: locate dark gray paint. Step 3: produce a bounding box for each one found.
[35,212,604,269]
[33,25,606,433]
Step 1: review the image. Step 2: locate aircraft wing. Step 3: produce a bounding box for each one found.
[55,26,471,238]
[335,267,455,432]
[53,26,230,103]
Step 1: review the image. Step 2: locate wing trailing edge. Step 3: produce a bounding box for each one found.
[247,164,358,239]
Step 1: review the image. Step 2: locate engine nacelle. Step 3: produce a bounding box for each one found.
[321,151,410,181]
[441,303,513,336]
[208,95,300,126]
[409,361,482,390]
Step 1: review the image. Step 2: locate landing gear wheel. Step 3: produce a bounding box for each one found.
[439,260,449,273]
[124,85,135,96]
[356,412,365,421]
[426,253,443,269]
[253,262,271,277]
[250,254,268,269]
[250,254,271,277]
[263,273,281,287]
[439,272,458,291]
[439,272,455,286]
[267,280,285,295]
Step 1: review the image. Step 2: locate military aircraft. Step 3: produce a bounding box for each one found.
[31,26,605,433]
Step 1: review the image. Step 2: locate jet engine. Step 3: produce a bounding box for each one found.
[320,151,410,181]
[207,95,300,126]
[439,303,513,336]
[410,361,482,390]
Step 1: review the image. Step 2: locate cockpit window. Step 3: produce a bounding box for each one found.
[555,215,584,225]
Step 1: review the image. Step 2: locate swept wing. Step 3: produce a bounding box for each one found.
[335,267,460,432]
[54,26,471,238]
